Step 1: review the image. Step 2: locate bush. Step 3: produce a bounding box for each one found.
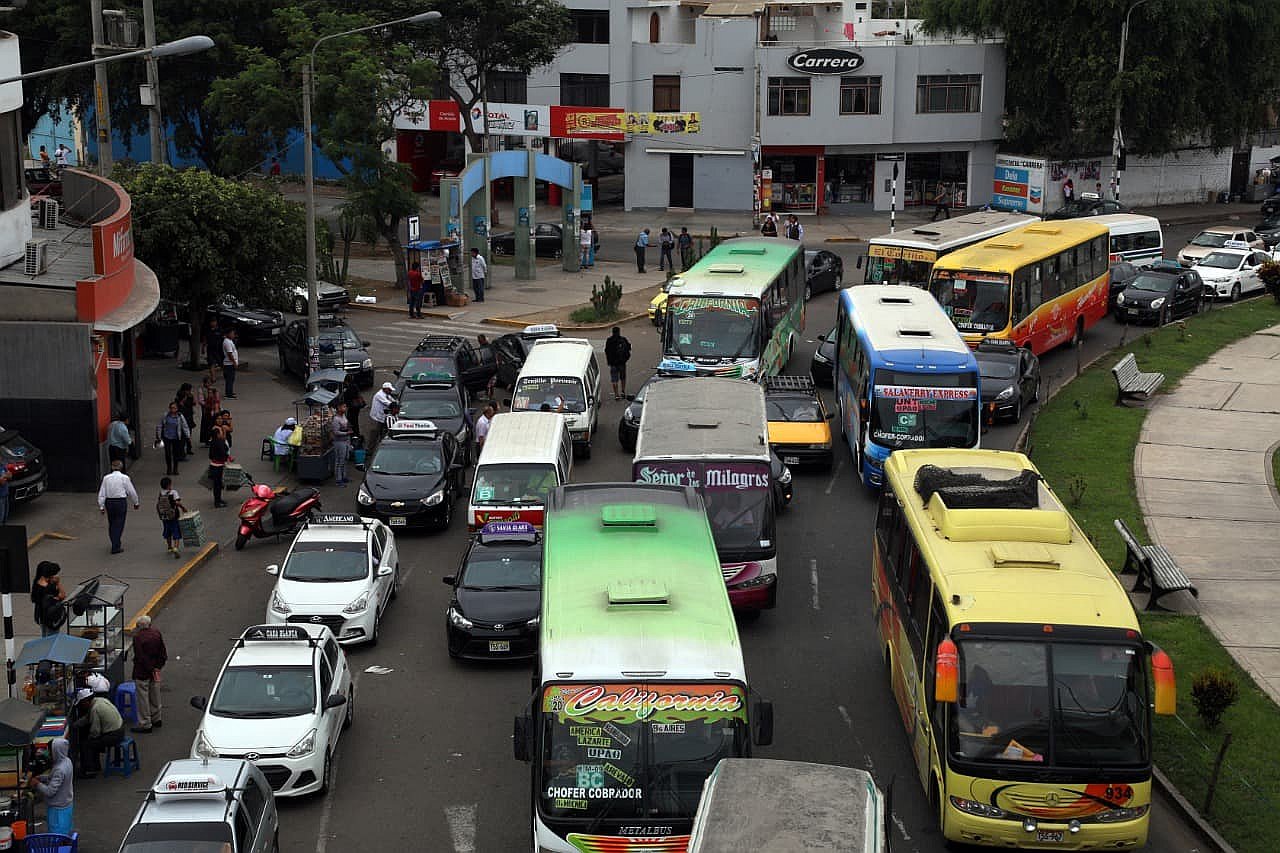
[1259,259,1280,304]
[1191,667,1240,729]
[591,275,622,316]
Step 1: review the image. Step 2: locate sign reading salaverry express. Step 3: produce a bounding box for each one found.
[785,48,865,75]
[634,461,770,491]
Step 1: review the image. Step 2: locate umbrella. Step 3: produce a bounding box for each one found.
[15,633,92,668]
[0,699,45,748]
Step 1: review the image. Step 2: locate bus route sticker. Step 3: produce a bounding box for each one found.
[476,485,494,501]
[603,722,631,746]
[604,763,636,787]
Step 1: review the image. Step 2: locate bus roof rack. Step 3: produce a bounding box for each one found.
[914,464,1041,510]
[763,375,817,394]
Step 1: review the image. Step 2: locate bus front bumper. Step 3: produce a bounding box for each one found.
[724,563,777,610]
[948,811,1147,850]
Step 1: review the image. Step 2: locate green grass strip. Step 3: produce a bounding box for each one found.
[1027,300,1280,853]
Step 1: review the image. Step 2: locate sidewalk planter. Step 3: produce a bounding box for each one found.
[446,292,469,307]
[296,447,334,483]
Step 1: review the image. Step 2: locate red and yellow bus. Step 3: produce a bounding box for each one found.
[929,220,1110,355]
[873,449,1175,849]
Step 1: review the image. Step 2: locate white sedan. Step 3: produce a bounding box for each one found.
[1193,247,1273,300]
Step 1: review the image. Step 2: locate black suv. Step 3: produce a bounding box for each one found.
[1114,268,1204,325]
[0,426,48,512]
[278,318,374,386]
[396,336,496,398]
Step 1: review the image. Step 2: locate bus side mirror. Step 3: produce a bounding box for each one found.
[753,699,774,746]
[935,637,959,703]
[513,711,533,762]
[1151,647,1176,715]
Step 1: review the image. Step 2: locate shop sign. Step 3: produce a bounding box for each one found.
[549,106,625,141]
[991,153,1046,214]
[786,47,864,75]
[468,102,550,137]
[867,245,937,262]
[623,112,701,134]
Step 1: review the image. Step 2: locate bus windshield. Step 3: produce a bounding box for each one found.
[864,252,933,288]
[950,639,1150,769]
[870,370,979,450]
[932,272,1012,334]
[539,683,747,822]
[666,297,760,360]
[634,461,773,553]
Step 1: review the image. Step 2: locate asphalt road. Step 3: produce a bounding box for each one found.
[82,230,1215,852]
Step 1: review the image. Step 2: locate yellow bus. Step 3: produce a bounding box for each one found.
[928,220,1111,356]
[873,449,1175,849]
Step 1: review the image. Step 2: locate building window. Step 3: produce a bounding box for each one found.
[839,76,882,115]
[561,73,611,107]
[486,71,528,104]
[767,77,810,116]
[0,111,22,212]
[915,74,982,113]
[653,75,681,112]
[650,12,660,43]
[570,9,609,44]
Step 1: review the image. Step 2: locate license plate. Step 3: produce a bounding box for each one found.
[389,516,407,527]
[35,481,44,493]
[271,327,281,335]
[784,456,800,464]
[488,640,510,653]
[1036,830,1063,843]
[1128,308,1139,317]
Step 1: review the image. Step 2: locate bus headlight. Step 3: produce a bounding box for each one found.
[1088,805,1149,823]
[949,796,1007,819]
[1150,297,1165,309]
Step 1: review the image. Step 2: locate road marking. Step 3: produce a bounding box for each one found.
[836,705,874,773]
[315,672,360,853]
[809,558,820,610]
[892,813,914,843]
[445,804,478,853]
[824,455,844,495]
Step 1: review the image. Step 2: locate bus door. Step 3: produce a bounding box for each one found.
[884,508,935,787]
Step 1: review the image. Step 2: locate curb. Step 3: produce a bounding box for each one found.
[1152,765,1238,853]
[482,310,650,331]
[125,541,219,634]
[25,531,76,549]
[346,301,457,320]
[823,236,865,244]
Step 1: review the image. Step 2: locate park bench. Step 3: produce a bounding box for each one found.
[1112,352,1164,405]
[1114,518,1198,610]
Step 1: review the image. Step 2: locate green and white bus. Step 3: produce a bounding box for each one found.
[659,238,805,381]
[514,483,774,853]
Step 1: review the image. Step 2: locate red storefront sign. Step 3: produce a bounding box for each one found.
[428,99,462,132]
[549,106,624,140]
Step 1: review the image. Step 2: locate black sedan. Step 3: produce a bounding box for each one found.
[443,521,542,660]
[278,319,374,387]
[974,339,1040,424]
[207,297,284,343]
[1108,261,1140,311]
[1255,214,1280,248]
[1114,268,1203,325]
[618,373,685,452]
[1262,193,1280,218]
[389,385,473,466]
[1045,194,1129,219]
[804,250,844,300]
[357,432,466,531]
[490,223,597,259]
[0,426,48,511]
[810,325,836,386]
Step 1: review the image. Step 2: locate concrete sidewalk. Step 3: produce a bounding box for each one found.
[1134,323,1280,704]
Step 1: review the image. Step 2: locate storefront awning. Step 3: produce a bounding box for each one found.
[645,148,747,156]
[704,1,764,16]
[93,260,160,333]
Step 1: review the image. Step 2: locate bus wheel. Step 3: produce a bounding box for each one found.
[1071,317,1085,347]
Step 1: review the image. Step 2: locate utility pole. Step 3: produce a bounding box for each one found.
[89,0,114,176]
[1112,0,1148,203]
[141,0,165,164]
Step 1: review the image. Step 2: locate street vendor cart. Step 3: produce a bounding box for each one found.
[406,239,461,306]
[294,380,338,483]
[0,698,50,837]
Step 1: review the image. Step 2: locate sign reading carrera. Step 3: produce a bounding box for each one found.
[786,47,865,75]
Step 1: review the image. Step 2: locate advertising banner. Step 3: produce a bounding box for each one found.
[469,102,550,137]
[633,461,770,491]
[991,153,1046,214]
[549,106,625,141]
[623,112,701,134]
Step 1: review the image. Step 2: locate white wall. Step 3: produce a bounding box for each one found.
[1048,148,1232,208]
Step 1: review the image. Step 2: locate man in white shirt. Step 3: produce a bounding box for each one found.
[470,248,488,303]
[475,403,495,450]
[54,144,70,169]
[369,382,396,449]
[221,328,240,398]
[97,461,140,554]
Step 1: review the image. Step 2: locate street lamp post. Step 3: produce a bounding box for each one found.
[302,10,442,372]
[1111,0,1148,203]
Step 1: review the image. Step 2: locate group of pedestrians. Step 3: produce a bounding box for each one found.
[759,213,805,240]
[633,226,695,273]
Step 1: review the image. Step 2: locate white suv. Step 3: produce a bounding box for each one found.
[119,759,279,853]
[266,513,399,645]
[190,624,353,797]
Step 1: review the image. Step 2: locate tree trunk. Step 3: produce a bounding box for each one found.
[187,303,207,371]
[383,223,408,293]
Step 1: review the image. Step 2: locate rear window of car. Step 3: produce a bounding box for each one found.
[0,433,36,461]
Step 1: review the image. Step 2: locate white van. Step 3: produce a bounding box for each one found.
[508,337,601,457]
[1095,213,1164,267]
[468,411,573,531]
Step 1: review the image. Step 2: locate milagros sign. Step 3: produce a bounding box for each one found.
[786,48,865,75]
[633,461,770,491]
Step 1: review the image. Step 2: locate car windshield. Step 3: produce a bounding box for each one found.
[210,665,316,718]
[472,463,557,505]
[766,395,823,422]
[950,639,1150,769]
[462,548,541,589]
[665,296,760,359]
[870,369,979,450]
[977,357,1018,380]
[1129,274,1173,293]
[400,356,456,382]
[0,434,36,461]
[931,273,1011,333]
[319,328,361,349]
[283,540,367,582]
[399,394,463,420]
[121,822,234,853]
[370,443,444,476]
[1197,252,1244,270]
[1190,232,1230,248]
[512,377,586,414]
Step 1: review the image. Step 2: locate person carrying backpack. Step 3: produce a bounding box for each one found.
[605,326,632,400]
[156,477,186,558]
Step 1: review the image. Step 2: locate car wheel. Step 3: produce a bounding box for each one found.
[369,610,380,646]
[1231,283,1241,302]
[834,270,843,288]
[390,565,400,601]
[804,282,812,302]
[343,688,355,730]
[319,752,332,795]
[439,496,453,531]
[292,296,307,316]
[1158,306,1168,326]
[553,246,563,259]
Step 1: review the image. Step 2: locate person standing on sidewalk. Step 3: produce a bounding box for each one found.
[343,384,365,447]
[634,228,651,272]
[107,414,132,470]
[407,262,426,317]
[221,328,240,398]
[760,213,778,237]
[470,248,487,303]
[931,182,951,222]
[658,227,675,271]
[605,327,632,400]
[30,561,66,637]
[331,402,353,486]
[579,223,594,269]
[197,377,220,446]
[203,318,223,384]
[27,737,73,835]
[208,426,230,508]
[678,227,694,271]
[155,402,191,476]
[129,615,167,734]
[97,461,139,555]
[175,383,196,459]
[156,477,186,558]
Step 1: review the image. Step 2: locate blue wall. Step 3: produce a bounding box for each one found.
[27,111,78,166]
[111,123,349,179]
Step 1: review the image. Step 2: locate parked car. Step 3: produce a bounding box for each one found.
[810,325,836,386]
[443,521,543,660]
[1194,246,1272,300]
[490,223,597,259]
[804,249,844,299]
[974,338,1040,424]
[290,280,351,316]
[120,759,279,853]
[1044,193,1129,220]
[1261,192,1280,218]
[1177,227,1263,267]
[1108,261,1141,310]
[0,426,48,511]
[1254,213,1280,247]
[278,318,374,387]
[207,297,285,343]
[1115,268,1204,324]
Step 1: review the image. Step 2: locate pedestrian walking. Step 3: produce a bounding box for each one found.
[659,227,675,271]
[71,688,125,777]
[97,461,139,555]
[30,561,66,637]
[129,615,167,733]
[175,382,196,458]
[1062,178,1074,204]
[27,737,73,834]
[470,248,487,303]
[760,213,778,237]
[154,402,191,476]
[331,402,353,486]
[156,477,186,558]
[203,318,223,383]
[605,326,632,400]
[0,468,10,526]
[107,414,132,469]
[475,404,495,451]
[343,385,365,447]
[678,227,694,271]
[197,376,220,445]
[579,223,594,268]
[221,328,239,398]
[931,181,951,222]
[635,228,651,272]
[208,426,230,508]
[369,382,396,450]
[407,261,426,317]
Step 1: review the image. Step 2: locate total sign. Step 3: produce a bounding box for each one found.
[469,102,550,137]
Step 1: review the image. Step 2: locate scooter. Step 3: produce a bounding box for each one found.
[234,474,322,550]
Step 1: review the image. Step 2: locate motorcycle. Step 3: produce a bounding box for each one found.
[234,474,322,550]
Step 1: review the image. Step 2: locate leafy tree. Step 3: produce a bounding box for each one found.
[919,0,1280,158]
[117,165,307,368]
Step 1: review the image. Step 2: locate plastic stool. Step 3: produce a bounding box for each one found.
[114,682,139,724]
[102,736,140,778]
[260,437,274,461]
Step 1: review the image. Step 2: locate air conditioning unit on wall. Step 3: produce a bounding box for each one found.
[25,239,49,276]
[39,198,59,230]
